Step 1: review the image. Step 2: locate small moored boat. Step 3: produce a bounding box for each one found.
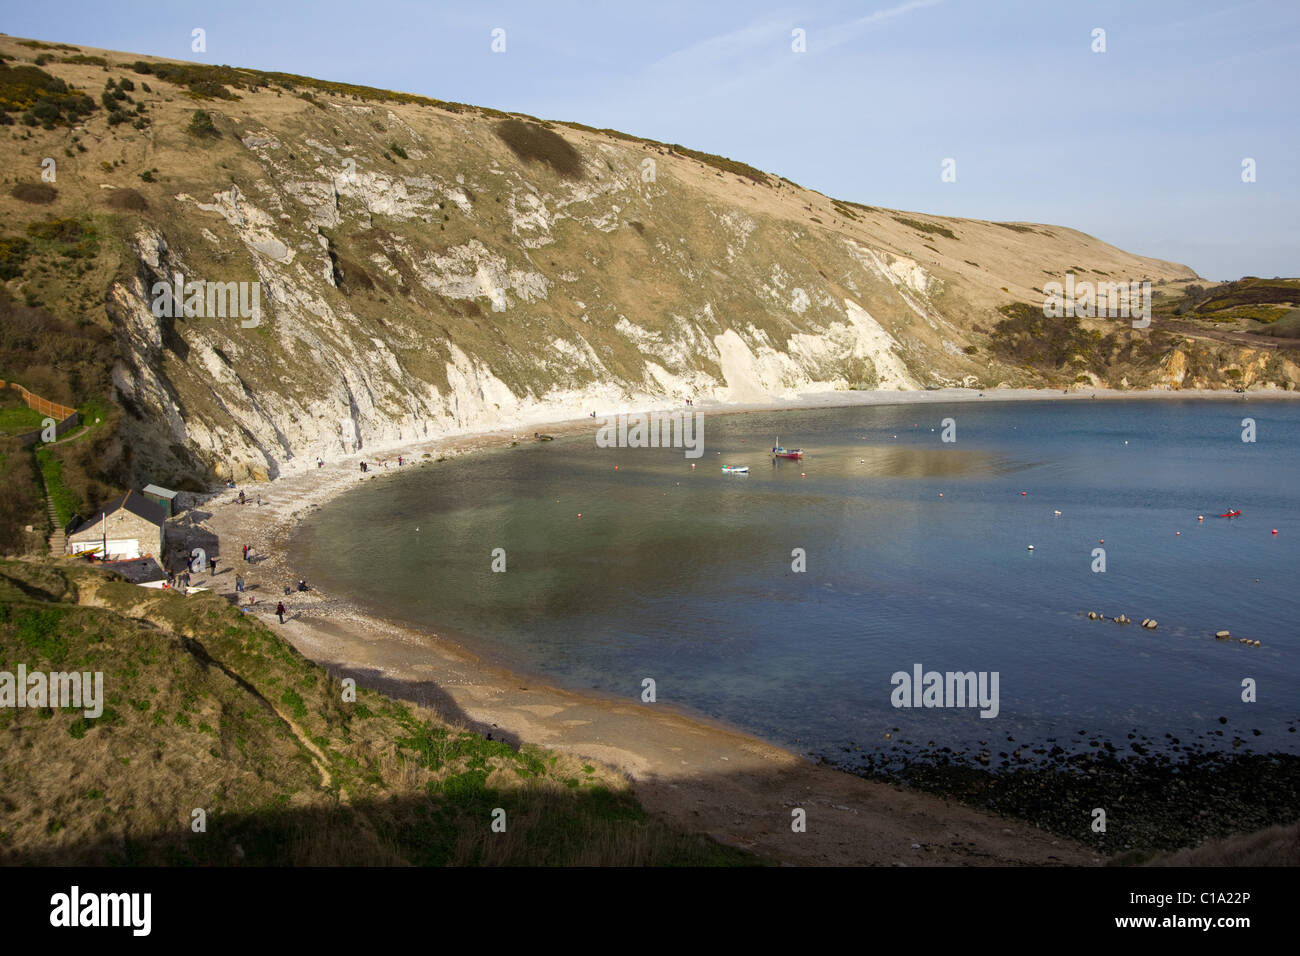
[771,437,803,460]
[721,465,749,474]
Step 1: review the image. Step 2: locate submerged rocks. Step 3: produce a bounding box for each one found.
[1083,616,1256,642]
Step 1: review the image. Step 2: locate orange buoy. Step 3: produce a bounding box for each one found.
[800,472,806,478]
[614,465,619,470]
[1021,491,1027,496]
[577,513,582,518]
[1272,529,1279,535]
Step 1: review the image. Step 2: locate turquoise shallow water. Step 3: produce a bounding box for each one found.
[293,399,1300,767]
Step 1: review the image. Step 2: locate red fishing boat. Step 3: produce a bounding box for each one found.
[772,438,803,460]
[1219,510,1242,518]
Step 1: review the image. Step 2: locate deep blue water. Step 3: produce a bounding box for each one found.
[294,400,1299,766]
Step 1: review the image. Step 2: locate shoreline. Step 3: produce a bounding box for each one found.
[184,387,1292,865]
[240,384,1300,485]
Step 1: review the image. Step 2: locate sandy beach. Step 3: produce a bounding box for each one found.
[175,386,1295,865]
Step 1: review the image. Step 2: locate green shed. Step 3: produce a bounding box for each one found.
[141,484,179,517]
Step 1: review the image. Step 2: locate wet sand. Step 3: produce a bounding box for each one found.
[177,387,1295,865]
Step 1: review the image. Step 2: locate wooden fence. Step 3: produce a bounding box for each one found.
[0,380,77,420]
[1,380,80,447]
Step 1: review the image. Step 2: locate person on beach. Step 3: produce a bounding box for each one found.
[238,490,246,505]
[317,456,323,468]
[256,494,261,506]
[398,455,403,466]
[236,574,245,593]
[242,544,249,562]
[276,601,286,624]
[209,557,218,575]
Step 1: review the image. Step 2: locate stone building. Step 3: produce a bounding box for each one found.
[66,491,166,560]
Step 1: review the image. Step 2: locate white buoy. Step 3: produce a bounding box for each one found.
[1053,510,1061,516]
[1027,545,1035,550]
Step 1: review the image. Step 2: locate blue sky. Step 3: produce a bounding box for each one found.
[6,0,1297,279]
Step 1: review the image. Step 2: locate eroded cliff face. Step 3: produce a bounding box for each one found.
[15,39,1275,487]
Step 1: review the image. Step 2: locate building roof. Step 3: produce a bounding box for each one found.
[142,484,179,499]
[68,490,166,536]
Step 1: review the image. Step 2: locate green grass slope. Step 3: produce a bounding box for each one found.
[0,559,758,865]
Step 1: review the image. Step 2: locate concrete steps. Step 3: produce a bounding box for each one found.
[42,484,66,556]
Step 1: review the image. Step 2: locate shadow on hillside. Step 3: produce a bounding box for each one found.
[322,664,522,750]
[0,774,754,867]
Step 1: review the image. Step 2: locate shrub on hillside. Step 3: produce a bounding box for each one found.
[11,182,57,204]
[24,217,98,259]
[892,216,958,241]
[186,109,219,138]
[495,119,582,179]
[105,188,148,212]
[0,64,95,126]
[0,440,41,555]
[0,237,31,280]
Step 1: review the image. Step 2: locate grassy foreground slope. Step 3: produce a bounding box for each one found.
[0,559,756,865]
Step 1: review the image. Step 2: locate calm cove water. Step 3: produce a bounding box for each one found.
[293,400,1299,769]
